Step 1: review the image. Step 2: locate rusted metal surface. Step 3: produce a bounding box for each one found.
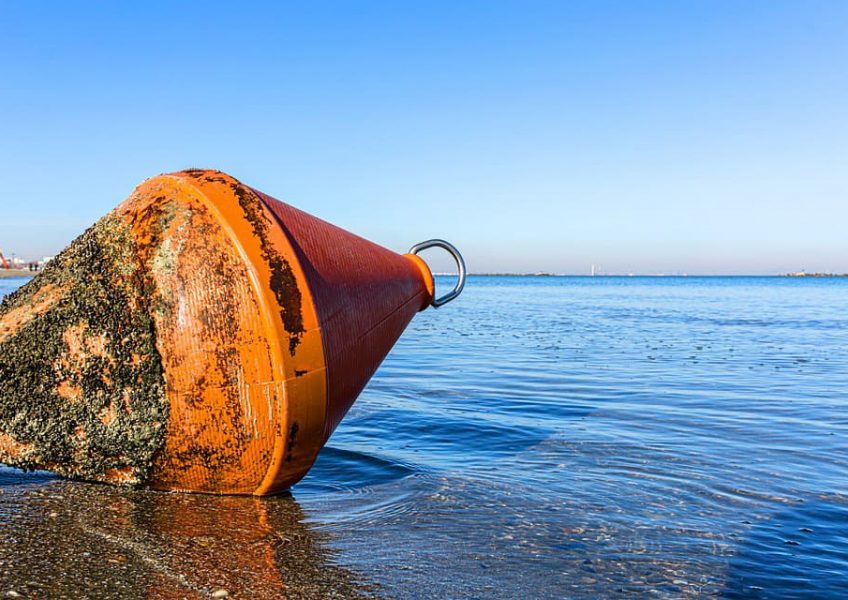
[256,192,435,441]
[0,169,439,495]
[115,171,329,494]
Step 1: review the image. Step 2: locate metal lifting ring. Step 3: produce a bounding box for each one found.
[409,239,467,308]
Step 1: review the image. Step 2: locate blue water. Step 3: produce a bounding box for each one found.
[2,275,848,598]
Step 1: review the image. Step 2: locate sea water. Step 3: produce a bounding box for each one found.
[1,275,846,598]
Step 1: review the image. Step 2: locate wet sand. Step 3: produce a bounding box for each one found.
[0,468,375,599]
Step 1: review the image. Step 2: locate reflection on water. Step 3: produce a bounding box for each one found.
[0,468,370,599]
[2,275,848,598]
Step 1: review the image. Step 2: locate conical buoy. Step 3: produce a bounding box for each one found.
[0,169,465,495]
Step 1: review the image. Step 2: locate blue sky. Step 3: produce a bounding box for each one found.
[1,1,846,274]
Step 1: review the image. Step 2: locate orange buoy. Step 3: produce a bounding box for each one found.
[0,169,465,495]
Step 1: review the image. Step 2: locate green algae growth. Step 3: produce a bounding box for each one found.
[0,213,167,485]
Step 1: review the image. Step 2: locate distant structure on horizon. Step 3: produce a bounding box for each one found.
[0,249,53,272]
[787,270,848,277]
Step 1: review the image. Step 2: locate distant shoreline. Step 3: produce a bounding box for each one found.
[784,272,848,278]
[0,270,35,279]
[5,270,848,280]
[435,273,848,278]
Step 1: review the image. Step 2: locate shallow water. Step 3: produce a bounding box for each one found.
[1,275,847,598]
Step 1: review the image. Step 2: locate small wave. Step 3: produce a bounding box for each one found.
[0,466,57,487]
[296,446,419,496]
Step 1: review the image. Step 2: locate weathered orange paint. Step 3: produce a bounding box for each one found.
[125,169,434,494]
[254,191,436,442]
[0,169,443,495]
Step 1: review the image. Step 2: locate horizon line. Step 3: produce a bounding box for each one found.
[433,272,848,278]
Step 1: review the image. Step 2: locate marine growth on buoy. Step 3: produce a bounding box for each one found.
[0,169,465,495]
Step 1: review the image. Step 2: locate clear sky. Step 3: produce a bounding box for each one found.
[1,1,846,274]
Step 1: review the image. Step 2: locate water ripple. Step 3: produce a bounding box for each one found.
[3,275,848,598]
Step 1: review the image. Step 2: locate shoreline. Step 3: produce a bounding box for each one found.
[0,270,36,279]
[452,273,848,278]
[5,270,848,280]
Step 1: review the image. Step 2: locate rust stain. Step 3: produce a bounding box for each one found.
[284,422,299,463]
[133,175,280,493]
[227,180,305,355]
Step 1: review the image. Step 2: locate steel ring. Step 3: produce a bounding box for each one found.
[408,239,467,308]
